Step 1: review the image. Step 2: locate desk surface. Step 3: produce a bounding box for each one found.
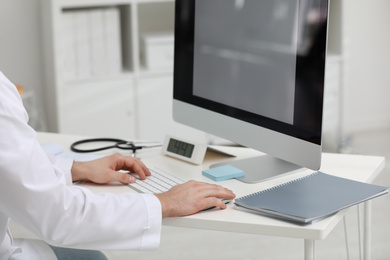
[37,132,385,241]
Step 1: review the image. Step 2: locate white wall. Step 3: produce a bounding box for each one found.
[0,0,389,136]
[343,0,390,135]
[0,0,47,130]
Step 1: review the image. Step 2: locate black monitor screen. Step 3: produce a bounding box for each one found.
[174,0,329,145]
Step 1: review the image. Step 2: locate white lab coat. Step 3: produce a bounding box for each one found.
[0,72,162,259]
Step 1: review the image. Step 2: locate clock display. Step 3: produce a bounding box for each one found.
[167,138,195,158]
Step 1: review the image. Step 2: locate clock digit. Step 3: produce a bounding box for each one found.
[173,140,181,154]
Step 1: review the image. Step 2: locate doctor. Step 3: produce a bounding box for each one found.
[0,71,236,260]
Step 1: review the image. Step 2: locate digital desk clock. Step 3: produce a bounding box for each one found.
[161,135,207,165]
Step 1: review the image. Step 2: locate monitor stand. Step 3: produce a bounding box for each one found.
[211,155,302,184]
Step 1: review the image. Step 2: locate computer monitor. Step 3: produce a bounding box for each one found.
[173,0,329,183]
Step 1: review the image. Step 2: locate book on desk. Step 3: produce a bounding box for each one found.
[234,171,388,224]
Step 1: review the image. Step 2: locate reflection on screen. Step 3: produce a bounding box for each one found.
[193,0,299,124]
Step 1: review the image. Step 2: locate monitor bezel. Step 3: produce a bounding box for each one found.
[173,0,329,171]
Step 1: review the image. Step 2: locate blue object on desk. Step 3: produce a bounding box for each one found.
[202,165,245,182]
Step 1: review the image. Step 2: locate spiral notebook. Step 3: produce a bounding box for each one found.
[234,171,388,224]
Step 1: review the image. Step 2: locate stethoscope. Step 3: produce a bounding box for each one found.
[70,138,161,157]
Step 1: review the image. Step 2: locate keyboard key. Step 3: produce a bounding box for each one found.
[129,167,184,194]
[130,182,153,194]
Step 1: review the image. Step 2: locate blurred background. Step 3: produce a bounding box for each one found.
[1,0,389,259]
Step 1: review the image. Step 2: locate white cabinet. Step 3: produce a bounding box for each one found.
[41,0,175,140]
[57,77,136,138]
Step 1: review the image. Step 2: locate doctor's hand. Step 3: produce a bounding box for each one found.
[71,153,151,184]
[155,180,236,218]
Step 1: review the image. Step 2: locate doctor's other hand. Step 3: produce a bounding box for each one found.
[71,153,151,184]
[155,181,236,218]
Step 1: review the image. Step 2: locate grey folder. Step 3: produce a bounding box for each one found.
[234,171,388,224]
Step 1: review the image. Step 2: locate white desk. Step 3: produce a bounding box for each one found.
[37,132,385,260]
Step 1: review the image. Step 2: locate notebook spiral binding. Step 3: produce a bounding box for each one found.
[238,171,319,199]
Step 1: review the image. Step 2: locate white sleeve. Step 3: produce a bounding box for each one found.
[46,155,74,186]
[0,72,162,251]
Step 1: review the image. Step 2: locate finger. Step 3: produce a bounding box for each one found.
[200,184,236,199]
[219,188,236,199]
[135,158,151,177]
[118,156,151,180]
[203,197,228,210]
[131,162,149,180]
[109,170,136,184]
[191,181,235,195]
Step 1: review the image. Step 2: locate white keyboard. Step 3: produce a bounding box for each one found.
[128,167,185,194]
[128,167,232,209]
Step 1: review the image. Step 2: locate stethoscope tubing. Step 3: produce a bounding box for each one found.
[70,138,142,153]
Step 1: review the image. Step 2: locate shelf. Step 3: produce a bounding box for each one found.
[55,0,133,9]
[138,68,173,78]
[61,71,135,85]
[42,0,176,139]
